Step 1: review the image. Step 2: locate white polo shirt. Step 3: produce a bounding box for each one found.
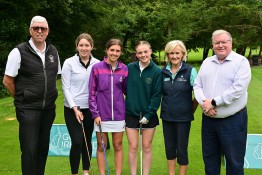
[5,38,61,77]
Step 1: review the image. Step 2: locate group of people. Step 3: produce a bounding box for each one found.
[3,15,251,175]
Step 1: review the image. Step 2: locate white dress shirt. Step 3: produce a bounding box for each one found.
[194,51,251,118]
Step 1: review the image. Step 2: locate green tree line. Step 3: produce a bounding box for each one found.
[0,0,261,97]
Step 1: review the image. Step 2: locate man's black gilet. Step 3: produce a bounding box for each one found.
[14,41,59,109]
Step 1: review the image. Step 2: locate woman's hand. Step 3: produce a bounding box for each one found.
[73,106,83,123]
[139,117,149,124]
[94,116,102,126]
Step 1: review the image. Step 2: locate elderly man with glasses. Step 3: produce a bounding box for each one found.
[3,15,61,175]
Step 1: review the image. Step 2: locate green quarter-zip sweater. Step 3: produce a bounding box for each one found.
[125,60,162,120]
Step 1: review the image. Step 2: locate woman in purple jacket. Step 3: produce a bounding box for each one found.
[88,39,128,175]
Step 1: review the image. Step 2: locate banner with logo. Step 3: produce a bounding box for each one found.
[244,134,262,169]
[48,124,97,157]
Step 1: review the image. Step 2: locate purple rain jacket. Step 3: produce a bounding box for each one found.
[88,57,128,121]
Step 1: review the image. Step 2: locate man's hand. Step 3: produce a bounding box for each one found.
[201,98,214,113]
[204,108,217,118]
[2,75,15,97]
[139,117,149,124]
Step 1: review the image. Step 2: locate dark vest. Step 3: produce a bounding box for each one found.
[160,62,194,122]
[14,41,59,109]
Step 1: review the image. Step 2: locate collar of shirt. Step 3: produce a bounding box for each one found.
[138,61,145,72]
[104,57,119,70]
[29,38,46,53]
[78,54,91,69]
[212,51,233,64]
[29,38,46,63]
[166,62,182,79]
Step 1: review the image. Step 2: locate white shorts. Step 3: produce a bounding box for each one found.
[94,120,125,132]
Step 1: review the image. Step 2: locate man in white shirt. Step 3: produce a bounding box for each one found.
[3,15,61,175]
[194,29,251,175]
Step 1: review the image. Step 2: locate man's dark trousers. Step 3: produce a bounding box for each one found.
[16,108,55,175]
[202,108,247,175]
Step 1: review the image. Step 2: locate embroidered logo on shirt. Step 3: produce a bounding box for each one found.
[177,75,187,82]
[164,77,170,81]
[119,76,123,82]
[49,55,54,62]
[146,77,152,84]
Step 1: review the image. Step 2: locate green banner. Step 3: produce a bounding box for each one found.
[48,124,97,157]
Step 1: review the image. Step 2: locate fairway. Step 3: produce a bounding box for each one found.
[0,66,262,174]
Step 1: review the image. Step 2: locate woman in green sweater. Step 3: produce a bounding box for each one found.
[125,41,162,175]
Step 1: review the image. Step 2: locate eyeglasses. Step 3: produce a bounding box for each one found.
[31,26,48,33]
[213,40,231,46]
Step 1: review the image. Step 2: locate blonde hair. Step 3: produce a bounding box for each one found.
[164,40,187,63]
[212,29,232,42]
[30,16,48,28]
[135,41,151,51]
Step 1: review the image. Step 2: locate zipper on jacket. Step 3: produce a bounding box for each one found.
[139,67,144,77]
[43,46,50,108]
[28,44,49,108]
[163,69,174,85]
[43,65,47,108]
[110,67,114,120]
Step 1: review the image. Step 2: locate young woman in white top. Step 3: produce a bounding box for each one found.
[62,33,100,175]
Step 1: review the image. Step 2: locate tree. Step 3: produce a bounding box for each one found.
[187,0,262,59]
[0,0,43,97]
[1,0,261,97]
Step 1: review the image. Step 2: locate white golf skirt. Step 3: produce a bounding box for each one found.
[94,120,125,132]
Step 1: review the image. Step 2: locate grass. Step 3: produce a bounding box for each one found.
[0,66,262,175]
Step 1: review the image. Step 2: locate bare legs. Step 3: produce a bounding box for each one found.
[167,159,187,175]
[142,129,155,175]
[168,159,176,175]
[126,128,139,175]
[96,132,123,175]
[96,132,107,175]
[112,132,123,175]
[126,127,156,175]
[179,165,187,175]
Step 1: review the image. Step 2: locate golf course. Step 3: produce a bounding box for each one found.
[0,60,261,174]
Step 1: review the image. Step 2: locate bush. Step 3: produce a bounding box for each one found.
[0,75,9,99]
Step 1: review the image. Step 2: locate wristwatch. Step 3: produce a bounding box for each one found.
[211,99,216,107]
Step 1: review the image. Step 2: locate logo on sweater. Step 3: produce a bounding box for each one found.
[49,55,54,62]
[146,77,152,84]
[177,75,187,82]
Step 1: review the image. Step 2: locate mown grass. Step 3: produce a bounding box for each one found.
[0,64,261,175]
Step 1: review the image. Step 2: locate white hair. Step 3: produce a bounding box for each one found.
[30,16,48,28]
[212,29,232,42]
